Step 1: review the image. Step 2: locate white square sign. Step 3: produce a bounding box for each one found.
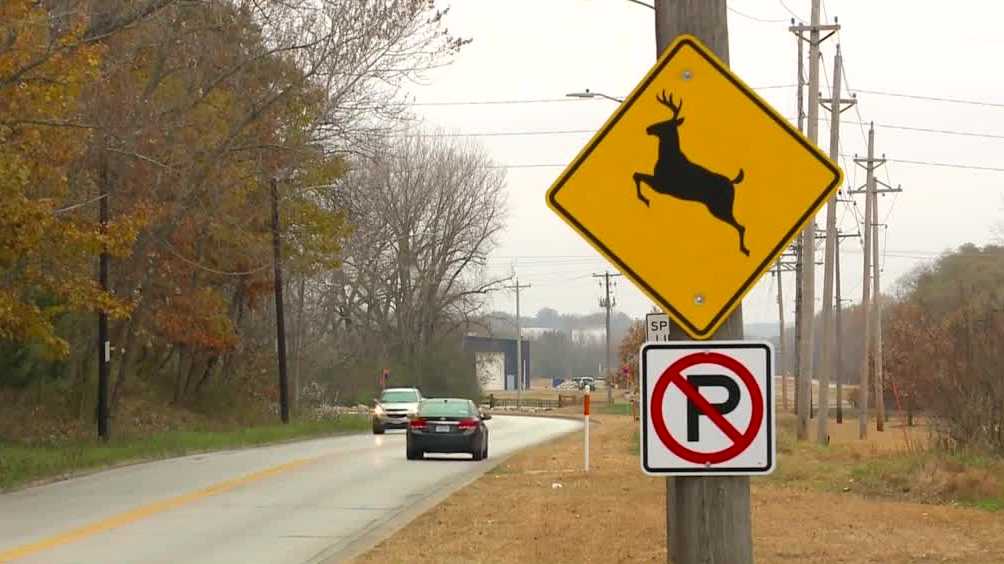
[640,341,775,476]
[646,312,671,342]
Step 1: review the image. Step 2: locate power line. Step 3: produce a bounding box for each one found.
[866,122,1004,141]
[777,0,805,22]
[499,158,1004,173]
[881,225,890,273]
[882,158,1004,173]
[53,194,107,214]
[411,85,794,107]
[414,128,593,138]
[729,6,788,23]
[407,118,1003,140]
[837,57,873,149]
[158,237,271,277]
[419,120,1002,140]
[852,89,1004,109]
[411,98,575,106]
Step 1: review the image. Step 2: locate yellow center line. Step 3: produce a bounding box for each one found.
[0,456,322,563]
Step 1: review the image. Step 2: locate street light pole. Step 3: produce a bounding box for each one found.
[566,89,624,104]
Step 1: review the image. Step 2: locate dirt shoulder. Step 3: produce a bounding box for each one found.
[354,413,1004,564]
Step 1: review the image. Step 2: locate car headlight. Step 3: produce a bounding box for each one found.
[373,405,384,416]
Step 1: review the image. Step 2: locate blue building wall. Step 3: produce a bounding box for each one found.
[462,335,530,391]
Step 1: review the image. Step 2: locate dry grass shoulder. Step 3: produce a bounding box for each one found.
[355,412,1004,564]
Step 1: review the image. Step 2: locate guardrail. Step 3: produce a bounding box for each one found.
[483,397,560,409]
[481,393,612,409]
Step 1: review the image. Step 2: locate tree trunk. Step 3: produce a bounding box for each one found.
[194,356,219,394]
[110,305,145,414]
[173,345,188,404]
[76,340,97,419]
[182,352,202,398]
[294,276,306,414]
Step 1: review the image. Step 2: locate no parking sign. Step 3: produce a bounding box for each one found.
[640,341,775,475]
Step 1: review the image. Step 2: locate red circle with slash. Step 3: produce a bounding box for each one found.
[649,352,763,464]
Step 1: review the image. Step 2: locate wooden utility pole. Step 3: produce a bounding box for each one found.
[834,227,849,423]
[97,157,111,441]
[790,1,838,441]
[873,201,885,431]
[792,30,804,419]
[656,2,751,563]
[816,44,853,445]
[271,178,290,424]
[594,271,622,405]
[505,279,531,408]
[854,126,876,439]
[795,32,803,417]
[851,127,901,436]
[775,263,788,411]
[799,0,820,443]
[794,0,818,440]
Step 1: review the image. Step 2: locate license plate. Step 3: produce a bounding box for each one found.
[435,425,450,433]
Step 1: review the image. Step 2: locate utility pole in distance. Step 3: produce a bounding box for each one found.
[791,14,804,422]
[655,2,752,562]
[790,0,839,442]
[853,126,878,439]
[851,127,901,436]
[832,224,856,423]
[594,271,622,405]
[874,219,885,430]
[505,278,531,408]
[817,43,854,445]
[775,262,787,412]
[773,253,796,412]
[97,157,110,441]
[271,178,290,424]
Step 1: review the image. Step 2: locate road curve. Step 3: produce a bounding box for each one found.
[0,415,581,564]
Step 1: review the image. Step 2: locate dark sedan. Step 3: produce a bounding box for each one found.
[406,398,490,460]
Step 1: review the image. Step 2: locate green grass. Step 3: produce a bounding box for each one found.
[597,402,632,416]
[0,415,368,491]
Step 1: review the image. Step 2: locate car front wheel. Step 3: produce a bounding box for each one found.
[372,421,385,435]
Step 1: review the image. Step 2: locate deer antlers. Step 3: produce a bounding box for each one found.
[656,90,682,118]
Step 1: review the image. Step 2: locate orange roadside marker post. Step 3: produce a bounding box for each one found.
[584,391,591,472]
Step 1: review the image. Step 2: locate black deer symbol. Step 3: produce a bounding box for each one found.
[632,91,750,256]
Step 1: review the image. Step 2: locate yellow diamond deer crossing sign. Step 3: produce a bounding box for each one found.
[546,35,842,339]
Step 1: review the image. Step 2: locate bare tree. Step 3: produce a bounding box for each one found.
[319,130,508,393]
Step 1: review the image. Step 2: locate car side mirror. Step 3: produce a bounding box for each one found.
[481,412,492,421]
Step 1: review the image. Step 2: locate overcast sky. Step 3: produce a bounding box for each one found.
[405,0,1004,326]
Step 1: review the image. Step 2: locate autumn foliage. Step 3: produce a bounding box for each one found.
[0,1,476,428]
[884,244,1004,454]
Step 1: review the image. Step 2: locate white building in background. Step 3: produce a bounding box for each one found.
[521,327,553,340]
[571,327,605,344]
[520,327,606,345]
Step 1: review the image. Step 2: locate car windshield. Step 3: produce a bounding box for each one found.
[380,390,418,403]
[418,400,472,418]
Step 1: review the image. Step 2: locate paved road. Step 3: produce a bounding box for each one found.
[0,415,580,564]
